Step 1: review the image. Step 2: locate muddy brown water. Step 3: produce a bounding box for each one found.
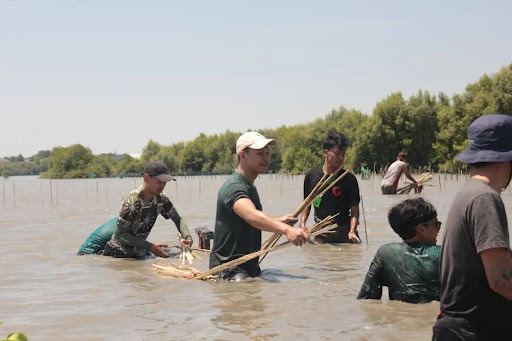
[1,174,511,340]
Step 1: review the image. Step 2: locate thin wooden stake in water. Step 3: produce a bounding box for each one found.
[360,195,368,246]
[438,174,441,191]
[3,183,6,207]
[50,180,53,205]
[13,180,16,207]
[56,181,59,206]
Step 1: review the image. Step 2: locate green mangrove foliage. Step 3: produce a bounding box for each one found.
[3,63,512,178]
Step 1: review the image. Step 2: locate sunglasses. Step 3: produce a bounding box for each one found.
[420,220,442,231]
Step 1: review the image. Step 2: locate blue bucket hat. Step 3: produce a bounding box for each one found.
[457,114,512,164]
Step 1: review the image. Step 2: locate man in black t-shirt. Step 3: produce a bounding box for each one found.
[209,132,309,281]
[433,114,512,340]
[300,131,361,244]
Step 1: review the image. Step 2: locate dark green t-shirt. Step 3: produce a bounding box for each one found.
[357,241,441,303]
[209,171,262,278]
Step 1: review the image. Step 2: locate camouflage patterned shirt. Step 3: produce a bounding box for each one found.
[104,187,186,258]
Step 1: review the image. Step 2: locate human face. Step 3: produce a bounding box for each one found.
[418,218,441,244]
[144,175,167,196]
[324,145,345,170]
[242,146,271,174]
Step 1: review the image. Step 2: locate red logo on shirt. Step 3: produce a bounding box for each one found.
[332,186,342,197]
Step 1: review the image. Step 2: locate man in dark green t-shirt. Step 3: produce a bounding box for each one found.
[209,131,309,281]
[357,197,441,303]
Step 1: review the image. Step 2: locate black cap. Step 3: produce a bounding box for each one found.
[143,160,175,182]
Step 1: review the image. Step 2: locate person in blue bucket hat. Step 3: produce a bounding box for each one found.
[433,114,512,340]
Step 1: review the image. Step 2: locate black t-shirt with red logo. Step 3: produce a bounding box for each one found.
[304,167,360,226]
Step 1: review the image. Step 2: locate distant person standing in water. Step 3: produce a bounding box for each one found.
[381,152,421,194]
[433,114,512,340]
[103,160,192,259]
[300,131,361,244]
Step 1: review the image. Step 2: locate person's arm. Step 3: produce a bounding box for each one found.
[114,224,153,251]
[161,197,193,246]
[402,164,416,183]
[470,193,512,300]
[299,205,311,228]
[116,226,167,257]
[348,176,361,244]
[172,215,193,247]
[275,214,298,226]
[357,254,383,299]
[233,198,308,246]
[481,248,512,301]
[348,205,361,244]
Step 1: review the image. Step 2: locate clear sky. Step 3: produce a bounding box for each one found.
[1,0,511,157]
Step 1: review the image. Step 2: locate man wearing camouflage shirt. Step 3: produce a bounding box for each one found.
[103,160,192,258]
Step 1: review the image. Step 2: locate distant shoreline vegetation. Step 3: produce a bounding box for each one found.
[2,63,511,179]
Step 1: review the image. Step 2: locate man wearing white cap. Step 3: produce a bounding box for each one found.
[209,131,309,281]
[103,160,192,258]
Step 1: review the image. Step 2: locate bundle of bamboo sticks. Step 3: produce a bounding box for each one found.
[152,215,339,281]
[153,263,218,281]
[179,245,202,265]
[194,214,339,280]
[396,172,433,194]
[259,165,351,263]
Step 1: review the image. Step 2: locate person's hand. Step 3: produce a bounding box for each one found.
[154,243,168,248]
[150,244,169,258]
[277,214,298,226]
[180,237,193,247]
[348,231,361,244]
[416,183,423,194]
[285,226,309,246]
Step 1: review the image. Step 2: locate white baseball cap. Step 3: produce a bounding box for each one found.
[236,131,276,154]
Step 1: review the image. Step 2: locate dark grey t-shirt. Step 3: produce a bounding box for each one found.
[439,178,512,330]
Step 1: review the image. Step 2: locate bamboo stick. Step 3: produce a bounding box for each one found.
[396,172,433,194]
[259,169,351,262]
[262,168,348,249]
[261,172,329,250]
[196,219,338,280]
